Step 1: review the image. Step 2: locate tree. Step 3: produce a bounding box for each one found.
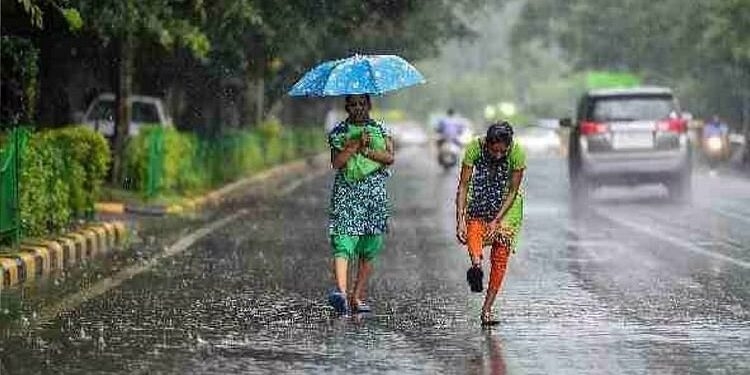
[513,0,750,129]
[1,36,39,125]
[69,0,210,182]
[1,1,81,126]
[200,0,490,127]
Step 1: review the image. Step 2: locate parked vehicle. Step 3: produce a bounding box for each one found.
[80,93,173,139]
[515,126,562,156]
[561,87,692,201]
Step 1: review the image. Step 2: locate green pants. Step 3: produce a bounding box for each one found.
[331,234,384,261]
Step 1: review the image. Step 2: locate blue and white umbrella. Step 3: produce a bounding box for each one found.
[288,54,426,97]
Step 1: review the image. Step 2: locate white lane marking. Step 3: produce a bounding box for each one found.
[592,208,750,270]
[35,169,326,325]
[38,210,247,324]
[712,206,750,226]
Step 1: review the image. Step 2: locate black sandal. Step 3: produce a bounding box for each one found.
[466,264,484,293]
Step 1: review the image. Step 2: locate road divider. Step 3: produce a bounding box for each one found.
[0,222,129,289]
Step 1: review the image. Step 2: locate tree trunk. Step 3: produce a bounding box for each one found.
[243,76,266,127]
[244,37,266,127]
[111,34,133,184]
[255,77,265,125]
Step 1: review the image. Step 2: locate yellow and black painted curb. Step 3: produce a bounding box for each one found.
[0,221,128,289]
[96,153,329,216]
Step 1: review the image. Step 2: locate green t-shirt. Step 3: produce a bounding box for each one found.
[462,137,526,171]
[460,136,526,251]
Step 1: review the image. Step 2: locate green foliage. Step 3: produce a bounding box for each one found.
[49,126,111,217]
[201,0,492,114]
[16,0,43,28]
[513,0,750,124]
[71,0,210,57]
[20,134,69,237]
[704,0,750,65]
[1,36,39,125]
[257,118,283,139]
[61,8,83,31]
[18,127,110,237]
[13,1,84,30]
[123,124,327,199]
[123,126,200,197]
[262,133,284,166]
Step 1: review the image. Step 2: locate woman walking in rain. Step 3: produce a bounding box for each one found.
[455,121,525,326]
[327,94,394,316]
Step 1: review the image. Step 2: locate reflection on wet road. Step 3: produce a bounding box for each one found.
[1,146,749,374]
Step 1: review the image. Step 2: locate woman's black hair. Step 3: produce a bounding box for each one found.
[344,94,372,105]
[486,121,513,145]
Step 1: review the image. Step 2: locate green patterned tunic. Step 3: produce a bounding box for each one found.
[327,121,391,236]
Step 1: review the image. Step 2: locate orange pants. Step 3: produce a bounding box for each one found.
[467,220,511,293]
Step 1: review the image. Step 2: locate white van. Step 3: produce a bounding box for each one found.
[81,93,173,138]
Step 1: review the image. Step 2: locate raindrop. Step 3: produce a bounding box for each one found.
[196,333,208,347]
[97,335,106,350]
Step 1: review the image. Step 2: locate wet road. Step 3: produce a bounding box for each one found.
[1,145,750,374]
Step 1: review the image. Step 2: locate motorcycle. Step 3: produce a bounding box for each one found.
[702,134,729,169]
[437,129,473,170]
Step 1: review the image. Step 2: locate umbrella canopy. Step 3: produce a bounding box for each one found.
[288,54,426,97]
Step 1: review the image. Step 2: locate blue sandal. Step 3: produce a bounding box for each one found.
[327,290,351,316]
[354,301,372,313]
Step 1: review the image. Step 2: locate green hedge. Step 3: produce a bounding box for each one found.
[1,122,326,237]
[123,126,201,195]
[18,126,110,237]
[122,122,327,199]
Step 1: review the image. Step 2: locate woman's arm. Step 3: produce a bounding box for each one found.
[362,137,395,165]
[490,169,524,227]
[455,164,473,244]
[331,139,361,169]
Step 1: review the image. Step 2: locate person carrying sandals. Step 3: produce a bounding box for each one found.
[455,121,526,326]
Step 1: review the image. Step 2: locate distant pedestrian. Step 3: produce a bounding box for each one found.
[326,94,394,316]
[455,121,526,326]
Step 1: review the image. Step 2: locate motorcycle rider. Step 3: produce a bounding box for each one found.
[436,108,467,147]
[702,114,730,166]
[704,114,729,139]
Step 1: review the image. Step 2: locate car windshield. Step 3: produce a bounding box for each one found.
[90,100,115,121]
[590,95,674,121]
[132,102,161,123]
